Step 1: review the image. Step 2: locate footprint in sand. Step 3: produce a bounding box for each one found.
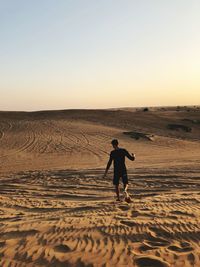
[132,211,141,217]
[144,236,170,248]
[167,242,193,254]
[54,244,71,253]
[118,205,131,211]
[139,243,157,252]
[188,253,195,265]
[120,220,137,227]
[134,256,170,267]
[149,227,172,239]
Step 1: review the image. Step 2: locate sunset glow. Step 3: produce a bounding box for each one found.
[0,0,200,110]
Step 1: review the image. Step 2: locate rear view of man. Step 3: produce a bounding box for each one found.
[103,139,135,201]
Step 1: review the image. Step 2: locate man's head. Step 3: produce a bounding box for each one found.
[111,139,119,149]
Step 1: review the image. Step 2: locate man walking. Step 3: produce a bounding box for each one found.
[103,139,135,201]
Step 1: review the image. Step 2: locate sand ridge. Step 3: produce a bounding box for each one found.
[0,168,200,266]
[0,107,200,266]
[0,108,200,173]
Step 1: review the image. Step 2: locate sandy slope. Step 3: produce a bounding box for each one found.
[0,107,200,266]
[0,107,199,173]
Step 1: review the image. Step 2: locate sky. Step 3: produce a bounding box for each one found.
[0,0,200,111]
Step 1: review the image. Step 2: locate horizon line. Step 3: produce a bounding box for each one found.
[0,104,199,113]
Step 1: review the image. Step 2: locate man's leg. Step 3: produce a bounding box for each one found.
[123,183,129,199]
[113,174,120,201]
[122,173,129,195]
[115,185,120,200]
[124,183,128,192]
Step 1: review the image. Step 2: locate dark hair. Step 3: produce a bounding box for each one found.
[111,139,118,146]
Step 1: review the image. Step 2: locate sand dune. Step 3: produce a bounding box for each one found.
[0,107,200,266]
[0,107,199,173]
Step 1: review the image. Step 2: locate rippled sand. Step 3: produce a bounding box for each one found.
[1,168,200,267]
[0,107,200,266]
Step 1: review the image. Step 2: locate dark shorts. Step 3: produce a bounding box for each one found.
[113,172,128,185]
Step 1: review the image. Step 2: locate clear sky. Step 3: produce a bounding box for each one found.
[0,0,200,111]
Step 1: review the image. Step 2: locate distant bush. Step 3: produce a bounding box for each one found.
[168,124,192,132]
[143,108,149,112]
[123,131,154,141]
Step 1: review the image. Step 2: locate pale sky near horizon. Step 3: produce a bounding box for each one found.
[0,0,200,111]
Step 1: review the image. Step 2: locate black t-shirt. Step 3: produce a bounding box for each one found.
[110,148,134,174]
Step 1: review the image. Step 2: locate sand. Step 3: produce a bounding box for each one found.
[0,107,200,266]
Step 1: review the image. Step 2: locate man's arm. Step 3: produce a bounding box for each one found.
[124,149,135,161]
[103,154,113,177]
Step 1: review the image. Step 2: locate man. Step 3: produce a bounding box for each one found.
[103,139,135,201]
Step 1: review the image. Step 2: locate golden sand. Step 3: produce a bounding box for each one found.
[0,107,200,266]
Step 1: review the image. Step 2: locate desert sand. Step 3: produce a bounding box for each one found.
[0,106,200,267]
